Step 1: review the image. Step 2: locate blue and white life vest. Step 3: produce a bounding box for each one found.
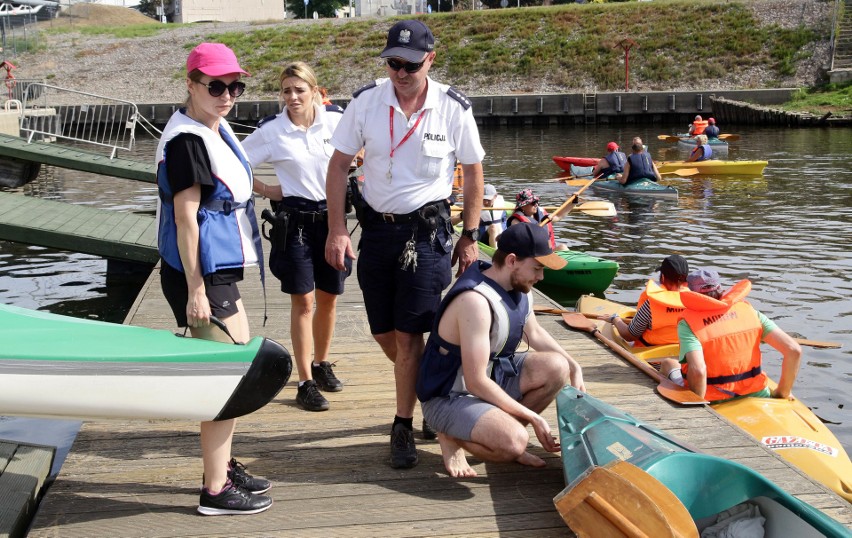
[416,261,531,401]
[156,110,262,275]
[697,144,713,161]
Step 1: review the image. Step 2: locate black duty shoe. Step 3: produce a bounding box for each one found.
[197,480,273,516]
[421,418,437,441]
[390,422,418,469]
[296,380,330,412]
[312,361,343,392]
[228,458,271,494]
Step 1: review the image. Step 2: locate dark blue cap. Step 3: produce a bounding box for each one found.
[497,223,566,270]
[381,20,435,63]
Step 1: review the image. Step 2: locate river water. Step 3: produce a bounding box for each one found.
[0,124,849,468]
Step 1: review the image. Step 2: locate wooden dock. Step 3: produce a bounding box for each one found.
[0,192,157,264]
[0,441,54,538]
[25,219,852,536]
[0,134,155,183]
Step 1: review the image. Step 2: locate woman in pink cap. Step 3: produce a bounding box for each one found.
[155,43,272,516]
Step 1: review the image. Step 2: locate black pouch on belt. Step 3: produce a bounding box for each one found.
[261,205,290,280]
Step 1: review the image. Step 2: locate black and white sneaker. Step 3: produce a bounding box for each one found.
[390,422,418,469]
[228,458,271,495]
[312,361,343,392]
[296,380,330,412]
[197,480,272,516]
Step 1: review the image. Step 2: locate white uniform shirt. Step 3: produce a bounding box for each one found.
[242,103,342,202]
[330,77,485,214]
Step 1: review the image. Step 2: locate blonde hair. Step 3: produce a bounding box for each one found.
[278,61,322,109]
[697,134,709,145]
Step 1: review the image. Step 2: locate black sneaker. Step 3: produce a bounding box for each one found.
[296,380,330,412]
[312,361,343,392]
[228,458,271,494]
[421,418,437,441]
[390,422,418,469]
[197,480,272,516]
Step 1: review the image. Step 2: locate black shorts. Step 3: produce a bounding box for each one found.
[160,262,243,327]
[271,198,351,296]
[357,220,453,335]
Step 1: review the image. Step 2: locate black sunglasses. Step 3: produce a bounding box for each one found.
[386,58,426,74]
[200,79,246,98]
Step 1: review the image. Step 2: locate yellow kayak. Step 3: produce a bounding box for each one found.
[657,160,768,175]
[576,294,852,502]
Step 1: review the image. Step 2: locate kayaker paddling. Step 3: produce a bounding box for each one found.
[591,141,626,180]
[686,134,713,162]
[619,137,662,185]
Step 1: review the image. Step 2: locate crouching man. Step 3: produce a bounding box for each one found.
[416,223,585,477]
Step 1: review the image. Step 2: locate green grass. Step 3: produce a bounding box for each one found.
[782,82,852,115]
[47,23,178,38]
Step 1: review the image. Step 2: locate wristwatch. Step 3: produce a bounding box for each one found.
[461,228,480,241]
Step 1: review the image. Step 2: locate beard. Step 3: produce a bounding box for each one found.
[509,270,534,293]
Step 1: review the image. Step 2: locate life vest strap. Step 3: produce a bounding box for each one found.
[707,365,761,386]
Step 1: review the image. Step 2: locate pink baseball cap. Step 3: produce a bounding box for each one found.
[186,43,250,77]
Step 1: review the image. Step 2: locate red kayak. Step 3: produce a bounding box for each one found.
[553,156,598,171]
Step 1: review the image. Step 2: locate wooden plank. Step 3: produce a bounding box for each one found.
[0,443,54,538]
[0,134,156,183]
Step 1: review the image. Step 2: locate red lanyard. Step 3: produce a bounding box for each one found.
[389,106,427,159]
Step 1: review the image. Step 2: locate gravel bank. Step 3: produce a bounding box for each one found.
[12,0,833,105]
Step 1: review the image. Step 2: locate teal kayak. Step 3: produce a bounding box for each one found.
[677,134,729,151]
[569,164,678,198]
[557,387,852,537]
[477,240,618,297]
[0,303,292,421]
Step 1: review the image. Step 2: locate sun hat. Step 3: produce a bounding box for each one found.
[380,20,435,63]
[187,43,249,77]
[606,141,619,151]
[656,255,689,282]
[483,184,498,201]
[497,223,566,270]
[687,269,722,294]
[515,188,539,208]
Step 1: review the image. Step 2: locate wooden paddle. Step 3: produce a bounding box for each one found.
[541,174,604,225]
[451,201,616,217]
[561,312,709,405]
[657,135,682,143]
[717,134,740,141]
[660,168,699,177]
[554,461,699,538]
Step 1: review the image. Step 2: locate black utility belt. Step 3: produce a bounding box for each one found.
[363,200,449,225]
[280,206,328,224]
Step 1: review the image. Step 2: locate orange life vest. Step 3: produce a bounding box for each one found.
[691,120,708,135]
[680,280,766,402]
[508,211,556,249]
[634,279,686,346]
[452,162,464,195]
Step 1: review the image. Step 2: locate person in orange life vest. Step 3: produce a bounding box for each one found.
[659,269,802,402]
[592,141,627,180]
[506,188,568,251]
[686,134,713,163]
[600,254,689,347]
[704,117,720,138]
[688,115,708,136]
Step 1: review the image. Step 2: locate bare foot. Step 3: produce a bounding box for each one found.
[437,433,477,477]
[516,451,547,468]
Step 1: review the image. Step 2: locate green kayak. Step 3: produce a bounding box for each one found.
[569,164,678,198]
[557,387,851,537]
[477,240,618,297]
[0,303,292,421]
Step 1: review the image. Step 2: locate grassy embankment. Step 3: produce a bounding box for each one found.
[44,1,849,114]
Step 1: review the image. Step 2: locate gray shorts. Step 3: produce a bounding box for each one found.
[421,353,527,442]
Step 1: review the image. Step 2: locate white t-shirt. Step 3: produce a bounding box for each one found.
[242,103,342,202]
[330,77,485,214]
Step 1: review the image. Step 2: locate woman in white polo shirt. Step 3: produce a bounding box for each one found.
[243,62,351,413]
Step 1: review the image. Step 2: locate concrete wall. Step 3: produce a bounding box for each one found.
[174,0,285,23]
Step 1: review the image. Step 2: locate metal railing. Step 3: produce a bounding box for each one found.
[20,83,139,159]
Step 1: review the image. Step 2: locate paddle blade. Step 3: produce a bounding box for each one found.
[717,134,740,141]
[657,135,681,143]
[660,168,700,177]
[554,461,698,538]
[793,338,842,349]
[565,179,592,187]
[576,201,616,217]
